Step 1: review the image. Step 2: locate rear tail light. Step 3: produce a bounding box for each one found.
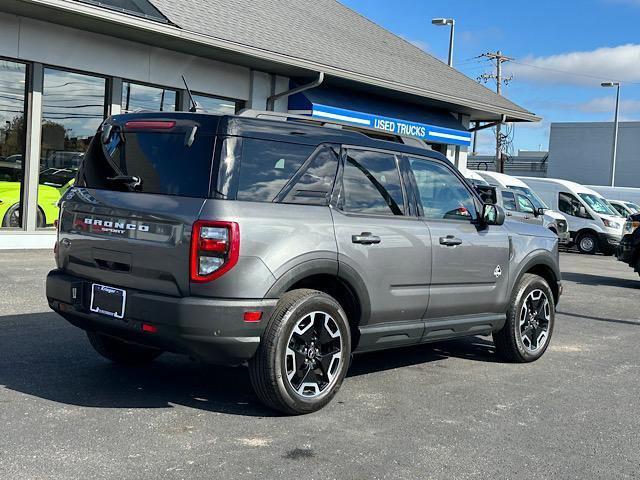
[190,220,239,283]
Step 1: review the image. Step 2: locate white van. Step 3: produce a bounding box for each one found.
[460,168,490,187]
[587,185,640,206]
[519,177,625,255]
[476,171,569,242]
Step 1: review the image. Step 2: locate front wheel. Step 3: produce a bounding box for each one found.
[493,274,555,363]
[576,232,598,255]
[249,289,351,415]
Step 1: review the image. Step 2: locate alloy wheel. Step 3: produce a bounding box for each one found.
[519,289,551,354]
[284,311,343,398]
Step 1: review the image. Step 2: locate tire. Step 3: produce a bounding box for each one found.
[249,289,352,415]
[2,203,46,228]
[493,273,555,363]
[576,231,598,255]
[87,332,162,366]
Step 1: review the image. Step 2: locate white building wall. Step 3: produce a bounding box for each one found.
[0,12,252,101]
[548,122,640,188]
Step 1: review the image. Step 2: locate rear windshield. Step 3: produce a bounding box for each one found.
[77,129,215,197]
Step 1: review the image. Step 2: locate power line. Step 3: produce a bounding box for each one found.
[510,60,640,86]
[478,51,514,173]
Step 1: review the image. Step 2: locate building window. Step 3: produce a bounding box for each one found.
[122,81,177,113]
[0,60,27,229]
[192,93,241,114]
[39,67,106,228]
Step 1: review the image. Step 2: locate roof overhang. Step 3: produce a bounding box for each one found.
[4,0,541,123]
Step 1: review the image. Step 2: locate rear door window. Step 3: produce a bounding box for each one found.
[340,149,405,216]
[235,139,315,202]
[78,127,215,197]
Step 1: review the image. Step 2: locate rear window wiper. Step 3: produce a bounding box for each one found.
[107,175,142,188]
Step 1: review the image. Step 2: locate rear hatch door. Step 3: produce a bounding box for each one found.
[57,113,220,297]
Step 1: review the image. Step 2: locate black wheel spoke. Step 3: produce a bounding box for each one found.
[285,310,343,397]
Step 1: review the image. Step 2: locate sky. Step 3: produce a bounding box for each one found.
[341,0,640,155]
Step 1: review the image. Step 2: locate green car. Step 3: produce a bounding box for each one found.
[0,169,75,228]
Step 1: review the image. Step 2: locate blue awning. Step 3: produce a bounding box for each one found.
[288,86,472,147]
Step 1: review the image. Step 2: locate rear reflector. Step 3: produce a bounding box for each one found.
[190,220,240,283]
[124,120,176,130]
[243,311,263,323]
[142,323,158,333]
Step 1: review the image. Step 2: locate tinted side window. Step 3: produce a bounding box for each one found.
[280,146,339,206]
[559,192,590,219]
[341,149,404,216]
[516,194,535,214]
[502,191,518,211]
[409,157,476,221]
[236,139,314,202]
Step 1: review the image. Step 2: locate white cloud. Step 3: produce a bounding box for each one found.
[508,44,640,86]
[575,97,640,113]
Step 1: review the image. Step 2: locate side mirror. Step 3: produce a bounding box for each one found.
[535,207,545,217]
[579,205,588,218]
[481,204,505,226]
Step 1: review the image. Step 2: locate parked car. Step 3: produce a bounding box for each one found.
[46,111,561,415]
[0,168,75,228]
[476,185,570,242]
[616,213,640,274]
[519,177,624,255]
[608,199,639,218]
[474,172,570,244]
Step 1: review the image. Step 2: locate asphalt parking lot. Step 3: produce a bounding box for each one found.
[1,251,639,479]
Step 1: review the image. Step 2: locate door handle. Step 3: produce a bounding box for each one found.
[506,212,513,217]
[439,235,463,247]
[352,232,381,245]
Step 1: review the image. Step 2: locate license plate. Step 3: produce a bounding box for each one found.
[90,283,126,319]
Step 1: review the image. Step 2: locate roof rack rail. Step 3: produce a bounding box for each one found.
[237,109,431,150]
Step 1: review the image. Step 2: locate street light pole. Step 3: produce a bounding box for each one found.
[601,81,621,187]
[431,18,455,67]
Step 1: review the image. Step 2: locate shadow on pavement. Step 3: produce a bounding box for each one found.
[0,312,501,416]
[562,271,640,289]
[558,310,640,327]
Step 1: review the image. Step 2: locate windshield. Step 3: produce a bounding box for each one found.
[578,193,620,216]
[508,185,548,210]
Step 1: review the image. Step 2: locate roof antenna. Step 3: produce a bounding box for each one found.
[181,75,198,112]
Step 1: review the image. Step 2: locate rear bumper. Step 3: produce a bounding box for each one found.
[46,269,277,366]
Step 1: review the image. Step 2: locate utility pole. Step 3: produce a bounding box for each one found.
[478,51,513,173]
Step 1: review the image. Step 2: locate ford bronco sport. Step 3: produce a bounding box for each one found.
[46,111,561,414]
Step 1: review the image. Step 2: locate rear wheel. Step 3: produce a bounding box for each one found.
[576,231,598,255]
[249,289,351,415]
[87,332,162,365]
[493,273,555,363]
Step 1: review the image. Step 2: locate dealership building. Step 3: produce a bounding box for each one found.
[548,121,640,188]
[0,0,536,248]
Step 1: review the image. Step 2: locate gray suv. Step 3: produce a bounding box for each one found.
[46,112,561,414]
